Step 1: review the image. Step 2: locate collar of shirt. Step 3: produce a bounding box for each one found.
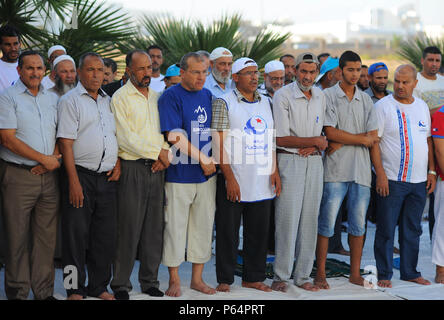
[13,78,46,96]
[233,87,261,103]
[290,81,320,101]
[365,87,391,97]
[207,73,232,91]
[335,82,361,101]
[124,79,155,99]
[75,81,107,99]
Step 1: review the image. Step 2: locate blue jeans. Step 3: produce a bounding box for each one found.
[374,180,426,281]
[318,182,370,237]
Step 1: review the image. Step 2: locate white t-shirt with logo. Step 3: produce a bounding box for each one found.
[413,73,444,111]
[0,59,19,93]
[375,94,431,183]
[149,74,165,93]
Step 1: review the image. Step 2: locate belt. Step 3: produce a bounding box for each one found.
[135,158,156,166]
[277,149,321,156]
[75,165,108,176]
[4,160,35,171]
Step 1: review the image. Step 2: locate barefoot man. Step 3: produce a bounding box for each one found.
[211,57,281,293]
[158,52,217,297]
[372,65,435,288]
[315,51,379,289]
[431,106,444,284]
[271,52,327,292]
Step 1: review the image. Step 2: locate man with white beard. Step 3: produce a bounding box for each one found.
[204,47,234,98]
[48,55,77,97]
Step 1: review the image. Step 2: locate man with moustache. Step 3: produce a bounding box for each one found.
[103,58,118,86]
[110,50,170,300]
[147,45,166,92]
[280,54,296,85]
[0,24,21,92]
[158,52,217,297]
[41,45,67,90]
[204,47,234,98]
[357,65,370,91]
[364,62,392,104]
[258,60,285,99]
[373,65,435,288]
[211,57,281,293]
[316,57,342,91]
[0,50,61,300]
[315,51,379,290]
[48,54,77,97]
[58,52,120,300]
[271,53,327,292]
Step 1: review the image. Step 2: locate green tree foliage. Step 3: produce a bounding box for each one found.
[119,14,291,71]
[398,35,444,70]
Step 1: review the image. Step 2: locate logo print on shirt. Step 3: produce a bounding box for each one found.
[194,106,207,124]
[244,116,267,135]
[418,121,426,128]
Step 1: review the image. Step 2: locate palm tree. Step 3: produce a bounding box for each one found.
[119,14,291,72]
[398,35,444,70]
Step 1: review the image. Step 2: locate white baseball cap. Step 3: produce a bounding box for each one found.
[48,45,66,58]
[53,54,76,68]
[264,60,285,74]
[232,57,258,74]
[209,47,233,61]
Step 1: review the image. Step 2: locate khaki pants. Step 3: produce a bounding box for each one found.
[1,162,59,300]
[162,176,216,267]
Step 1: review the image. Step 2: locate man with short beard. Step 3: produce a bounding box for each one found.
[315,57,342,91]
[258,60,285,98]
[110,50,170,300]
[271,53,327,292]
[364,62,392,104]
[48,55,77,97]
[204,47,233,98]
[41,45,67,90]
[358,65,370,91]
[147,45,166,92]
[0,24,21,92]
[280,54,296,85]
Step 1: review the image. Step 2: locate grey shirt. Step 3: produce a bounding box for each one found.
[364,87,392,104]
[0,79,58,166]
[272,81,326,154]
[57,82,118,172]
[323,83,378,187]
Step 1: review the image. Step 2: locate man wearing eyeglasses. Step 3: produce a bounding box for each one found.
[204,47,234,98]
[211,57,281,293]
[258,60,285,99]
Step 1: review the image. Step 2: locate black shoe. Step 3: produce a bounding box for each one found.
[44,296,58,301]
[114,290,129,300]
[143,287,164,297]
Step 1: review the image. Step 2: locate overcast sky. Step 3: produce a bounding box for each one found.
[111,0,443,25]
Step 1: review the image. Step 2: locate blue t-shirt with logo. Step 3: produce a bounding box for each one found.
[158,84,214,183]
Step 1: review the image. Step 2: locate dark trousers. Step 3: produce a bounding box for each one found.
[61,167,117,297]
[374,180,426,281]
[215,176,271,285]
[429,192,435,241]
[111,159,165,293]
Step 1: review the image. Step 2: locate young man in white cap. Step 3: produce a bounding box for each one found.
[42,45,67,90]
[48,54,77,97]
[211,57,281,293]
[258,60,285,98]
[271,52,327,292]
[204,47,234,98]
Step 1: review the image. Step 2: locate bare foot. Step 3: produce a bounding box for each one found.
[67,294,83,300]
[314,276,330,290]
[349,275,367,287]
[407,277,431,286]
[166,280,182,297]
[271,281,288,292]
[298,282,320,292]
[435,273,444,284]
[216,283,230,292]
[97,292,115,300]
[190,280,216,295]
[377,280,392,288]
[242,281,272,292]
